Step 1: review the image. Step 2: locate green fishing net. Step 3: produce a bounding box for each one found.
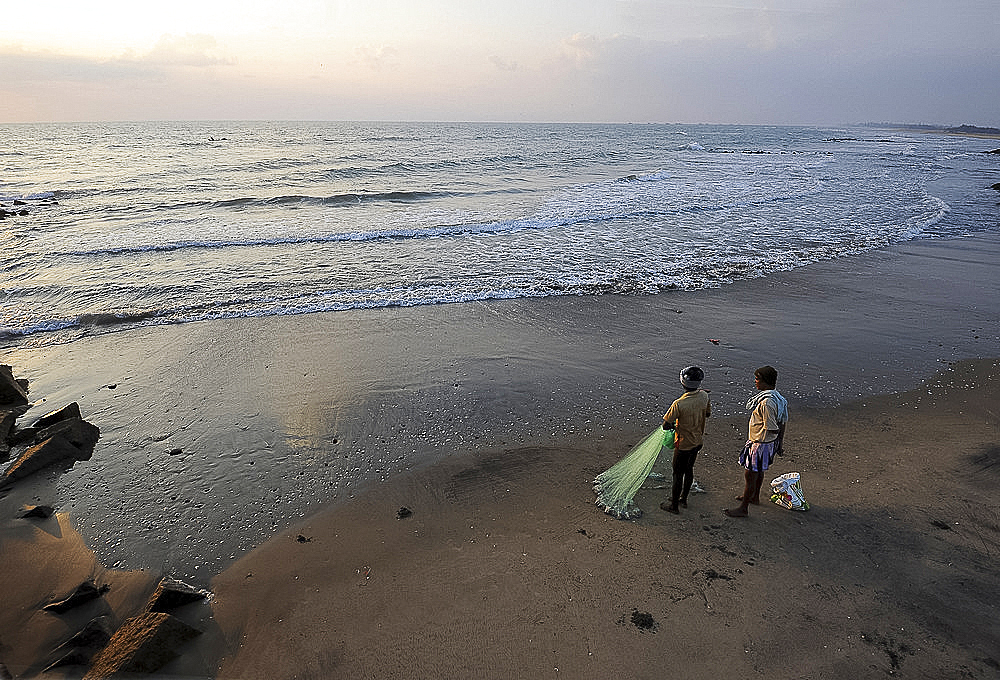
[593,427,674,519]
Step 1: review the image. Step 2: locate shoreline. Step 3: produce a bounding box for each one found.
[2,232,1000,677]
[865,123,1000,140]
[3,233,999,576]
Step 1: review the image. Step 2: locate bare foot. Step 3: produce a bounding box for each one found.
[660,502,679,514]
[724,507,748,517]
[734,496,761,505]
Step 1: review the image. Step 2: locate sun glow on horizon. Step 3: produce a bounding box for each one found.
[1,0,997,126]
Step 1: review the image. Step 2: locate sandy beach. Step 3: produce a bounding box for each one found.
[213,359,1000,679]
[2,233,999,678]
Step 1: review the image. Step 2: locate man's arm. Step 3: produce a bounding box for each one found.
[663,402,678,430]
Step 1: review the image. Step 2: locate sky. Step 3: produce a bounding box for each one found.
[2,0,998,126]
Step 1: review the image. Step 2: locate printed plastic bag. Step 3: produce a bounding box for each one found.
[770,472,809,511]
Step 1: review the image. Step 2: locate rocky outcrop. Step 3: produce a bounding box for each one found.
[3,436,88,485]
[1,408,22,439]
[42,581,111,614]
[1,417,100,485]
[20,504,56,518]
[42,615,115,673]
[34,577,212,678]
[3,364,218,677]
[0,365,28,406]
[0,408,24,462]
[34,414,101,451]
[82,612,202,679]
[145,578,210,613]
[60,615,116,650]
[32,402,82,429]
[1,373,101,486]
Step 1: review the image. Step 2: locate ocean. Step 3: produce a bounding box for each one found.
[3,121,998,349]
[3,122,999,580]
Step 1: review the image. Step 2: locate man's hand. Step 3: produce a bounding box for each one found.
[775,422,786,455]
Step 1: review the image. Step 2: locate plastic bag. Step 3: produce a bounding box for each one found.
[662,427,675,450]
[770,472,809,511]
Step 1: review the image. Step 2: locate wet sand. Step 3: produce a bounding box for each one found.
[2,233,999,677]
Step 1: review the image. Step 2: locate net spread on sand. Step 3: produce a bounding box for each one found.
[593,427,673,519]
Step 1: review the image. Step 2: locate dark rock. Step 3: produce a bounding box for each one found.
[2,435,85,485]
[630,609,658,631]
[35,416,100,451]
[2,433,92,485]
[43,615,115,672]
[990,183,1000,191]
[32,402,82,429]
[43,649,93,673]
[82,612,201,679]
[20,504,56,518]
[43,581,110,614]
[145,578,209,612]
[168,447,183,456]
[0,407,22,462]
[58,614,115,650]
[7,425,39,446]
[12,199,26,205]
[988,149,1000,154]
[396,506,413,519]
[1,408,22,442]
[0,365,28,405]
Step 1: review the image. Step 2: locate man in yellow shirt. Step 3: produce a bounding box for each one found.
[660,366,711,514]
[725,365,789,518]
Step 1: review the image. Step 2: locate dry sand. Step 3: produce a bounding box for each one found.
[208,358,1000,679]
[2,234,999,678]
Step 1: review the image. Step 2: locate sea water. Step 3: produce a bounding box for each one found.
[3,121,998,348]
[2,122,999,580]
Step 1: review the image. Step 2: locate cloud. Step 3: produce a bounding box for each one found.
[489,55,519,72]
[558,32,646,71]
[560,33,603,65]
[140,33,233,68]
[353,44,400,71]
[2,3,998,127]
[0,33,231,85]
[0,46,156,84]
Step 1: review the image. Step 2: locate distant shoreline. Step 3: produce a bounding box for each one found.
[863,122,1000,139]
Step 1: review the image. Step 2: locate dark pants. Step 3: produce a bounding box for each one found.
[672,445,702,504]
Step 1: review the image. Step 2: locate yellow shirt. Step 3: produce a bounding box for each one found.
[747,390,787,442]
[663,389,711,451]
